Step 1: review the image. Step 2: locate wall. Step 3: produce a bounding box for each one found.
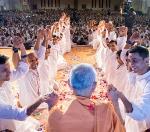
[29,0,121,10]
[77,0,92,9]
[0,0,10,10]
[60,0,74,9]
[132,0,150,14]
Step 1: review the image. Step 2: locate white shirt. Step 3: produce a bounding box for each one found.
[0,61,29,131]
[117,36,127,50]
[108,31,117,41]
[112,64,128,93]
[125,70,150,131]
[0,103,27,121]
[18,46,46,107]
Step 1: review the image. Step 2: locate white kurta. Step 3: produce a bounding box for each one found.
[65,24,71,52]
[59,27,67,55]
[125,70,150,132]
[124,72,136,100]
[18,69,41,107]
[0,82,16,131]
[39,44,59,95]
[95,37,104,68]
[117,36,127,50]
[100,45,109,72]
[0,62,39,131]
[108,31,117,41]
[104,50,117,84]
[56,41,67,70]
[112,64,128,93]
[90,30,100,49]
[18,46,46,107]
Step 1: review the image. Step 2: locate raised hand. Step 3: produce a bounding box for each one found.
[119,26,128,36]
[37,28,45,40]
[12,36,24,49]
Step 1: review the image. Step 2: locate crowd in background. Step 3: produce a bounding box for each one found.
[0,7,150,132]
[0,9,149,47]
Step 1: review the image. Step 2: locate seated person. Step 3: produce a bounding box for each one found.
[47,63,125,132]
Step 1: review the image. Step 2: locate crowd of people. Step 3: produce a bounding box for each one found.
[0,7,150,132]
[1,8,149,47]
[92,20,150,132]
[0,12,71,131]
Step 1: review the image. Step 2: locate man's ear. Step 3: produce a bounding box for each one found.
[144,57,149,66]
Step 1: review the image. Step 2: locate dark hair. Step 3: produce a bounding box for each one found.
[109,40,117,45]
[47,45,51,49]
[0,54,9,64]
[125,50,129,57]
[128,46,149,59]
[116,50,122,57]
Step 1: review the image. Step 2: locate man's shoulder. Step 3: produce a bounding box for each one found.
[96,101,112,110]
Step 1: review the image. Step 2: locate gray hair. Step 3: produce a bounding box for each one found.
[69,63,96,95]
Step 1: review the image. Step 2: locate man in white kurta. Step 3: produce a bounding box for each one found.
[0,61,29,131]
[18,45,46,107]
[125,70,150,132]
[117,26,128,50]
[39,43,58,96]
[0,42,31,132]
[108,46,150,132]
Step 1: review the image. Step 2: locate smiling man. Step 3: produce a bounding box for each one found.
[108,46,150,132]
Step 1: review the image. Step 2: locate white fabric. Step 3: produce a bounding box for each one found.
[18,69,41,107]
[103,50,117,84]
[65,24,71,52]
[18,46,46,107]
[100,46,109,72]
[96,39,107,70]
[117,36,127,50]
[0,83,39,131]
[0,103,27,121]
[112,64,128,93]
[90,30,100,49]
[39,44,59,95]
[10,61,29,82]
[54,41,67,70]
[124,72,136,100]
[125,70,150,132]
[108,31,117,41]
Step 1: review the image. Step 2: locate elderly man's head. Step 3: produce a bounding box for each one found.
[69,64,97,97]
[27,53,39,70]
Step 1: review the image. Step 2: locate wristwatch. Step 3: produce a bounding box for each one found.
[21,54,28,59]
[12,47,19,53]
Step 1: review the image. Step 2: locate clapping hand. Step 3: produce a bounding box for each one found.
[107,84,119,103]
[42,92,58,109]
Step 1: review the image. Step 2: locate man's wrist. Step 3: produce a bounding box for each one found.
[12,47,19,53]
[118,91,123,100]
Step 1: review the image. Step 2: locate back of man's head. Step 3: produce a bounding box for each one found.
[0,54,9,65]
[69,63,96,91]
